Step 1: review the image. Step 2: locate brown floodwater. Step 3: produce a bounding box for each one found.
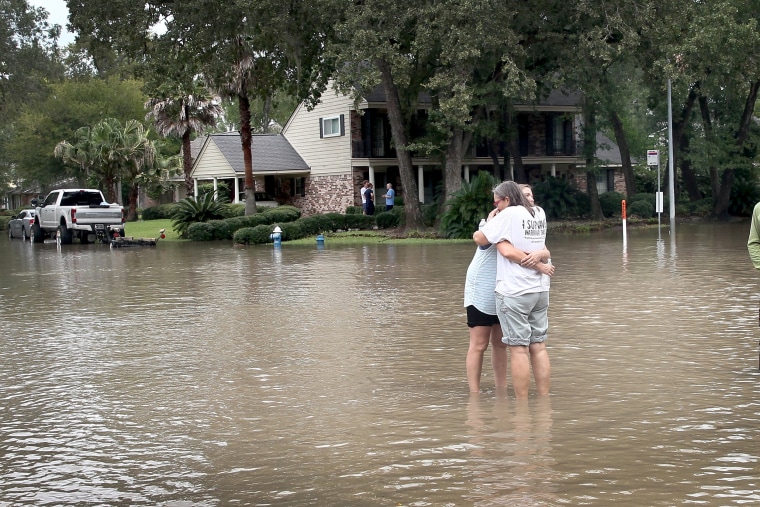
[0,221,758,506]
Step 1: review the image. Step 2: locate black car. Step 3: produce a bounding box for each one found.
[8,209,36,240]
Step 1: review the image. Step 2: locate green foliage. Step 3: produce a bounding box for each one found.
[345,213,376,229]
[198,181,231,201]
[375,211,400,229]
[627,200,655,219]
[729,167,760,216]
[598,191,626,218]
[532,177,591,219]
[346,206,363,215]
[280,221,304,240]
[185,221,217,241]
[228,203,245,216]
[677,198,714,217]
[233,224,273,245]
[421,203,439,227]
[141,203,179,220]
[171,193,234,238]
[439,171,496,239]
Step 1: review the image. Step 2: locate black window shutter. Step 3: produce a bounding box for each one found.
[319,118,323,138]
[340,114,345,136]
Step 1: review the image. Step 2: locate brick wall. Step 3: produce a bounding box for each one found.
[296,174,355,216]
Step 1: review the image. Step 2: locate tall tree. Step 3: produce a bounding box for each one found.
[54,117,157,217]
[331,0,441,230]
[70,0,336,215]
[145,82,223,195]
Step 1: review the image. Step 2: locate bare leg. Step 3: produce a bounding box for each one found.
[509,345,532,399]
[529,342,551,396]
[466,326,491,392]
[489,324,508,388]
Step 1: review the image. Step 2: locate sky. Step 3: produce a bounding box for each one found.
[29,0,75,45]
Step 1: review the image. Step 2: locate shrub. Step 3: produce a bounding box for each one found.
[323,212,348,231]
[280,221,304,240]
[298,215,329,235]
[171,194,234,238]
[421,203,439,227]
[262,205,301,223]
[598,191,626,218]
[346,206,363,215]
[233,224,273,245]
[186,221,217,241]
[627,200,655,218]
[439,171,496,238]
[228,203,245,216]
[345,213,376,230]
[532,176,591,219]
[375,211,400,228]
[142,203,178,220]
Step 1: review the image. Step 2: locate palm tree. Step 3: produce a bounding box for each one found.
[145,82,223,195]
[54,118,158,220]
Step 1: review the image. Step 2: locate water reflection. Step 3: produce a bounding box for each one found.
[1,223,759,505]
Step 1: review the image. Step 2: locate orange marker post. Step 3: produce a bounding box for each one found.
[622,199,627,250]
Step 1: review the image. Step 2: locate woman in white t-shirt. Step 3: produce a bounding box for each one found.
[473,181,554,399]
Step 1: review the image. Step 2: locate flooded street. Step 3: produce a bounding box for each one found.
[1,222,758,506]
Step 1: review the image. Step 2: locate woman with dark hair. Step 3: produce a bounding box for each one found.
[365,183,375,216]
[473,181,554,399]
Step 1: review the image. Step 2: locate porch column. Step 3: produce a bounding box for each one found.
[369,166,376,187]
[193,179,198,198]
[213,177,218,199]
[234,177,240,203]
[418,165,424,203]
[551,163,556,177]
[464,165,470,182]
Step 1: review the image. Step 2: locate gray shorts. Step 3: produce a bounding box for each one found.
[495,291,549,347]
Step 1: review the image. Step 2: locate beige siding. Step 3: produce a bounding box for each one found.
[283,87,352,177]
[191,141,236,179]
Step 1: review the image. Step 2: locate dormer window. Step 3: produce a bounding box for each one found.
[319,115,344,138]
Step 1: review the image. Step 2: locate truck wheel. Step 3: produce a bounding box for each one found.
[32,221,45,243]
[7,227,12,240]
[23,227,29,241]
[58,223,73,244]
[80,234,90,244]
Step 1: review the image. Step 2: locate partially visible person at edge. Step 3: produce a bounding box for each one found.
[464,195,510,393]
[747,201,760,326]
[365,183,375,216]
[360,180,369,215]
[473,181,554,400]
[382,183,395,212]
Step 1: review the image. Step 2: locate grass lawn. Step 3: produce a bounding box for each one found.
[124,219,182,241]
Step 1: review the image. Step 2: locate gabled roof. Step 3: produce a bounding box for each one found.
[596,131,638,166]
[197,132,309,174]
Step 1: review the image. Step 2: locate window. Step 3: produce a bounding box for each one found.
[291,177,305,197]
[319,115,344,138]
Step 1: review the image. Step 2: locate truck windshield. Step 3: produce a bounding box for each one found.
[61,191,103,206]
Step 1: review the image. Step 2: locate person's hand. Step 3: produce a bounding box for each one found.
[534,262,555,277]
[487,208,500,220]
[520,250,544,268]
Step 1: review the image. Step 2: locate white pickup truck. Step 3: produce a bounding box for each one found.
[31,189,125,244]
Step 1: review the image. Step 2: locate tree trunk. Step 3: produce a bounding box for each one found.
[714,79,760,219]
[586,171,603,219]
[674,84,700,201]
[127,182,139,222]
[507,111,525,182]
[239,93,258,215]
[609,110,636,197]
[377,59,423,230]
[583,102,603,219]
[443,127,472,203]
[699,97,720,197]
[182,130,193,195]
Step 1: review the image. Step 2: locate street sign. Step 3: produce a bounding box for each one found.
[647,150,659,166]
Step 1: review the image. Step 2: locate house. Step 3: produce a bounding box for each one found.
[189,132,310,206]
[187,84,627,215]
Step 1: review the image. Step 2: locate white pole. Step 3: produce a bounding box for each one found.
[622,200,627,250]
[667,79,675,220]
